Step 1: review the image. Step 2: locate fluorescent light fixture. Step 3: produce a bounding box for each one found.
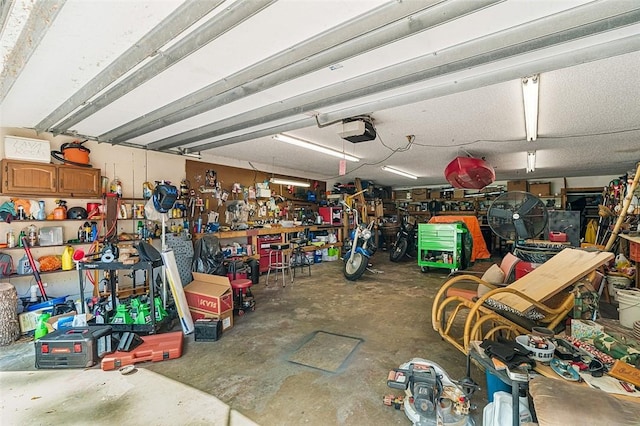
[521,75,539,141]
[273,134,359,162]
[270,177,311,188]
[382,166,417,180]
[526,151,536,173]
[175,148,201,159]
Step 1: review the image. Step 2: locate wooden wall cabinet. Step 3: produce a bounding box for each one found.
[1,159,101,197]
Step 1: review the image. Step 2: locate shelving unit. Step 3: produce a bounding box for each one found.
[77,259,168,334]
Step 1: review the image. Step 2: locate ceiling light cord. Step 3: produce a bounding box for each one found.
[323,129,416,180]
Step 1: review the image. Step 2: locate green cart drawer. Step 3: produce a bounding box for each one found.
[417,223,466,271]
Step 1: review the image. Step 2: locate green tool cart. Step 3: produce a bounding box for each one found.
[417,223,466,272]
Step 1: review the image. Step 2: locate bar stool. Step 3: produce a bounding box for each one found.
[266,243,292,287]
[231,278,255,315]
[290,238,312,278]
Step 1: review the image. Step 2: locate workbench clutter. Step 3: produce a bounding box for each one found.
[474,331,640,425]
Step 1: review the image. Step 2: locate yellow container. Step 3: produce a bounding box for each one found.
[61,245,74,271]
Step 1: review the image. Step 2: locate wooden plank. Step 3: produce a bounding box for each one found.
[491,248,614,313]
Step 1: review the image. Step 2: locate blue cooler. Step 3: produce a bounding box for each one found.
[485,370,511,402]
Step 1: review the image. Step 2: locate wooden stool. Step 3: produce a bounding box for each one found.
[0,282,19,346]
[231,278,254,316]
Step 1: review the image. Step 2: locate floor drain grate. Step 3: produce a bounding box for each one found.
[288,331,362,373]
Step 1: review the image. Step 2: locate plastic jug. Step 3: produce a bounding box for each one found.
[34,312,51,340]
[53,200,67,220]
[61,245,74,271]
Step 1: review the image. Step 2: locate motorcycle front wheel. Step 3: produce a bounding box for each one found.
[344,252,368,281]
[390,238,408,262]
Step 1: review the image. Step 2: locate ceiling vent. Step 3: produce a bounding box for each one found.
[338,117,377,143]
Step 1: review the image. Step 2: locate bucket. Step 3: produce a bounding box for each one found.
[617,288,640,328]
[607,275,631,302]
[485,370,510,402]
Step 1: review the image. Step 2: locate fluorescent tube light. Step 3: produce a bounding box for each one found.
[182,152,201,159]
[273,134,359,162]
[382,166,417,180]
[526,151,536,173]
[522,75,539,141]
[270,178,310,188]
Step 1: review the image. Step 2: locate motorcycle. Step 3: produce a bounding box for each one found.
[342,202,377,281]
[389,208,417,262]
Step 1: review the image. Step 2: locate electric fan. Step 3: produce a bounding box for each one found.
[487,191,548,242]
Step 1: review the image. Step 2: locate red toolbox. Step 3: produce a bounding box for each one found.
[515,261,539,279]
[35,326,114,369]
[101,331,183,371]
[630,241,640,262]
[257,234,282,273]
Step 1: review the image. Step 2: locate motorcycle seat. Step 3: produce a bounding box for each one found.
[270,243,290,250]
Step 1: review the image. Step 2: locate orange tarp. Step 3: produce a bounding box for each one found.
[428,215,490,261]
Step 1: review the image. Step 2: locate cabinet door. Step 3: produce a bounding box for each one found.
[2,160,56,195]
[57,166,101,197]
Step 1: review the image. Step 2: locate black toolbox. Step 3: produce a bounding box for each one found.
[35,326,114,369]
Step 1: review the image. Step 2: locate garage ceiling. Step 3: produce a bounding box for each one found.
[1,0,639,188]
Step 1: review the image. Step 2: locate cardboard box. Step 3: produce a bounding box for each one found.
[189,308,233,332]
[394,190,411,200]
[570,319,604,340]
[411,188,428,201]
[507,180,528,192]
[46,312,94,333]
[453,189,465,199]
[19,308,50,334]
[184,272,233,315]
[529,182,551,196]
[429,190,441,199]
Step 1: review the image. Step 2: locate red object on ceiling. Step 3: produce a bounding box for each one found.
[444,156,495,189]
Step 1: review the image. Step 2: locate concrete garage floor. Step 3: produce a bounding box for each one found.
[0,254,489,425]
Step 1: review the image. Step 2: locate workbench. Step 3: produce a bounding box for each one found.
[196,225,343,256]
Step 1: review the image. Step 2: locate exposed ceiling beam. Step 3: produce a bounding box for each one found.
[150,3,640,151]
[101,0,493,143]
[186,35,640,155]
[0,0,65,101]
[34,0,223,132]
[0,0,15,37]
[49,0,276,134]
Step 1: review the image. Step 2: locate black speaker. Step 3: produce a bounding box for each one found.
[194,318,222,342]
[247,258,260,284]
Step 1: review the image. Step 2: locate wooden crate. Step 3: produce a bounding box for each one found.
[507,180,528,192]
[529,182,551,196]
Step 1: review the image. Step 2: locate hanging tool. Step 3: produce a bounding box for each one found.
[605,162,640,251]
[21,236,48,301]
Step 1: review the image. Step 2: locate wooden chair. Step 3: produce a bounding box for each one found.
[431,248,614,354]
